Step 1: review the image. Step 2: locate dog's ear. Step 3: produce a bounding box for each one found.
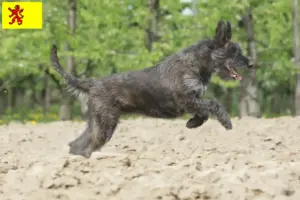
[215,20,231,46]
[215,20,225,39]
[226,21,232,40]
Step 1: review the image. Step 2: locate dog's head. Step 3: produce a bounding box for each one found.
[211,20,252,80]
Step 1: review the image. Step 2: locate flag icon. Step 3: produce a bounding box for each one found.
[2,2,43,29]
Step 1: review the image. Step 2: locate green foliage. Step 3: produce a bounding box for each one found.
[0,102,86,125]
[0,105,59,125]
[0,0,298,122]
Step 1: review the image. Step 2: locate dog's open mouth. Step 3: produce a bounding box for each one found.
[226,65,243,80]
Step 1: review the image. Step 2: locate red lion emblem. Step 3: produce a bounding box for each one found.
[8,5,24,25]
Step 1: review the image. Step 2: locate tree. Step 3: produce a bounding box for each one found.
[59,0,77,120]
[293,0,300,115]
[239,8,261,117]
[146,0,160,52]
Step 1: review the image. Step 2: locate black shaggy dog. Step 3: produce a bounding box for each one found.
[51,20,252,158]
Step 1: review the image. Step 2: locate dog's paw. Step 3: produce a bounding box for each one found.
[223,120,232,130]
[217,113,232,130]
[186,114,208,129]
[186,118,200,128]
[221,116,232,130]
[68,135,94,158]
[69,144,93,158]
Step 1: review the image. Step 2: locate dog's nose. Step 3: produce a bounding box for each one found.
[248,60,254,68]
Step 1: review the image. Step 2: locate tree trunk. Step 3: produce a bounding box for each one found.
[239,8,261,118]
[43,67,51,115]
[28,75,36,109]
[0,95,5,114]
[145,0,159,51]
[224,88,233,115]
[192,0,198,16]
[59,0,77,120]
[293,0,300,115]
[13,87,24,109]
[7,86,12,117]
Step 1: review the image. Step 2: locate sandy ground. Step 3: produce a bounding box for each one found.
[1,117,300,200]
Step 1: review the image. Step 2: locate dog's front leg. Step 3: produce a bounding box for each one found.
[185,98,232,130]
[186,92,209,129]
[186,113,209,129]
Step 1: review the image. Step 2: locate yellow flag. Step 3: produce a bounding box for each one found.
[2,2,43,29]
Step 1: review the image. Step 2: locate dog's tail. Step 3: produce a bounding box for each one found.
[51,44,91,96]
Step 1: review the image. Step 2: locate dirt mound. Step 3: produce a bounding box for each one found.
[1,116,300,200]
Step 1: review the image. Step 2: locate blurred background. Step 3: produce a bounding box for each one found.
[0,0,299,124]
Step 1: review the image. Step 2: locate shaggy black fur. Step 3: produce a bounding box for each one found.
[50,20,252,158]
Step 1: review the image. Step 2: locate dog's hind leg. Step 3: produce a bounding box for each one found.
[68,121,91,147]
[68,122,93,158]
[68,98,96,158]
[68,99,93,148]
[69,104,120,158]
[91,106,120,148]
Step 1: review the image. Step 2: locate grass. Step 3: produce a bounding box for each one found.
[0,101,195,125]
[0,102,291,125]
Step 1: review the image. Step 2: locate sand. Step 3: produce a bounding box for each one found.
[0,116,300,200]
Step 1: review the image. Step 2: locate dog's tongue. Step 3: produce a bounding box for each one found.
[230,72,243,80]
[227,65,243,81]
